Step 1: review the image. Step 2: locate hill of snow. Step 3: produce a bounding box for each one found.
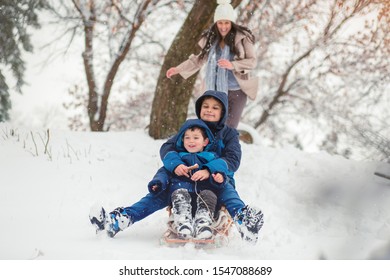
[1,123,390,261]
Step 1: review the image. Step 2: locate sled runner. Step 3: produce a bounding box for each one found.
[160,206,234,249]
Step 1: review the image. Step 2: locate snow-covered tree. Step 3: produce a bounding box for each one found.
[237,0,390,160]
[0,0,47,122]
[54,0,160,131]
[49,0,191,132]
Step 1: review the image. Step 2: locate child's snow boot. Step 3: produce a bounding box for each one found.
[171,189,193,239]
[89,206,132,238]
[194,190,217,240]
[234,205,264,245]
[89,206,108,232]
[106,207,132,237]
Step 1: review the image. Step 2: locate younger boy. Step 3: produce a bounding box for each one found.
[150,119,227,239]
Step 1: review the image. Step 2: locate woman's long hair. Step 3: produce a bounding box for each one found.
[199,22,255,59]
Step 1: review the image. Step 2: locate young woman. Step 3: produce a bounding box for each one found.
[166,0,259,128]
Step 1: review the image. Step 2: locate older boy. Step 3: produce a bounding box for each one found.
[161,90,264,244]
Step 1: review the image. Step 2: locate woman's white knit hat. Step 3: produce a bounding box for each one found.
[214,0,237,23]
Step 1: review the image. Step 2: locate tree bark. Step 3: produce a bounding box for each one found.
[149,0,242,139]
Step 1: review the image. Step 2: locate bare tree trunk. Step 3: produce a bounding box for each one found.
[149,0,242,139]
[74,1,99,131]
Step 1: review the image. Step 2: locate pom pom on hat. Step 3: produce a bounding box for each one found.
[214,0,237,23]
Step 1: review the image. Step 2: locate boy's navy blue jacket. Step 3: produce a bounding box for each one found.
[148,119,229,195]
[159,90,241,185]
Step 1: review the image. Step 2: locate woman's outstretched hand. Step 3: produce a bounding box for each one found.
[166,67,179,78]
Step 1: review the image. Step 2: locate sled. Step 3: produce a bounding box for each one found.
[160,206,234,249]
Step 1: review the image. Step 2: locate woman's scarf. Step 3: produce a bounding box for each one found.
[205,42,230,94]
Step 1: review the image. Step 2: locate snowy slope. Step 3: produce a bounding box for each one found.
[1,123,390,260]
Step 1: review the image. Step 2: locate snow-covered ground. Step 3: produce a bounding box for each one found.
[1,122,390,261]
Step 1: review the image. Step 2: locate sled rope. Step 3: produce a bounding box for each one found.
[189,164,212,219]
[192,168,232,243]
[191,165,232,226]
[193,174,217,225]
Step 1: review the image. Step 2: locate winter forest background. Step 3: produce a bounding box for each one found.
[1,0,389,162]
[1,0,390,268]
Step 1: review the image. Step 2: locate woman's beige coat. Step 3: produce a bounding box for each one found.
[176,32,259,100]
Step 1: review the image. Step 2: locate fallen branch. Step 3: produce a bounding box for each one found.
[374,172,390,181]
[30,131,38,156]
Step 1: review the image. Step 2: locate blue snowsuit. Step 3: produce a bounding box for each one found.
[148,119,228,201]
[120,90,245,223]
